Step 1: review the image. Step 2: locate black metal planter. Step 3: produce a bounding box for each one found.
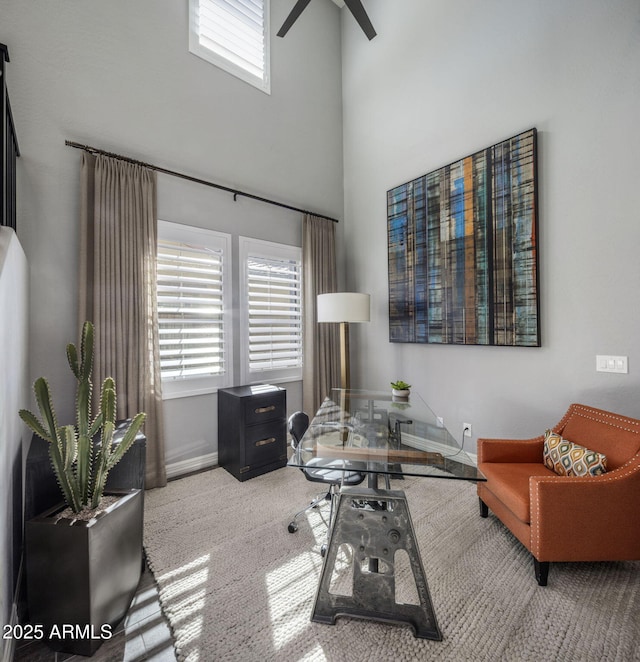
[25,489,143,656]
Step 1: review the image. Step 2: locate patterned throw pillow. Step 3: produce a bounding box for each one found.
[543,430,607,477]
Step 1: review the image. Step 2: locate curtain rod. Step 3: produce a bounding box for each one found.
[64,140,339,224]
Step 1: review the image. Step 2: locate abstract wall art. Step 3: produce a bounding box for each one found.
[387,128,539,346]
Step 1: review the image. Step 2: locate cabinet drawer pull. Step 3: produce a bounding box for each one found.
[255,405,276,414]
[255,437,277,447]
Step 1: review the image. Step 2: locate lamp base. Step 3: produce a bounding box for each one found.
[339,321,350,391]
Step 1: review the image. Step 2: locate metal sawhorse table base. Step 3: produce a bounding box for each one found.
[311,486,442,640]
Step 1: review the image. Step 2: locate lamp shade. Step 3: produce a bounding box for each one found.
[317,292,370,323]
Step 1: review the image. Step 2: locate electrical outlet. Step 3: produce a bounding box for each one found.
[437,416,444,428]
[463,422,472,437]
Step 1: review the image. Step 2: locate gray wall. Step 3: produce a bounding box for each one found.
[342,0,640,448]
[2,0,344,470]
[6,0,639,470]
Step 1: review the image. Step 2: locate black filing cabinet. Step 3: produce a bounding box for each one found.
[218,384,287,481]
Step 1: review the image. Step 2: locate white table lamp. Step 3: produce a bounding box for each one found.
[317,292,370,390]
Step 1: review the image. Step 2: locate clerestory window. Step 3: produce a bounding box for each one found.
[188,0,271,94]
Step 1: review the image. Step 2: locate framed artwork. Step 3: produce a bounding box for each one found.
[387,128,539,346]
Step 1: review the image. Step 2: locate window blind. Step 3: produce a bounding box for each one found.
[157,238,227,380]
[246,254,302,374]
[190,0,269,90]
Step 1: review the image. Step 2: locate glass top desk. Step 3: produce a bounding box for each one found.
[288,389,485,640]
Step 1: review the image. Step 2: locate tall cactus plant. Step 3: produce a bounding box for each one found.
[20,321,146,513]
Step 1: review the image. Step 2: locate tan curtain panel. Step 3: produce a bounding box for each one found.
[79,153,167,489]
[302,214,340,416]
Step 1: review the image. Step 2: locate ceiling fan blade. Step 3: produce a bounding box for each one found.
[277,0,313,38]
[343,0,377,40]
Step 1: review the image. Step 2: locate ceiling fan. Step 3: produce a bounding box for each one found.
[277,0,377,41]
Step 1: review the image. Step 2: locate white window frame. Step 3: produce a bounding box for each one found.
[240,237,303,385]
[157,220,233,399]
[188,0,271,94]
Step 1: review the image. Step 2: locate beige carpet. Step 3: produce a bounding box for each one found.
[144,467,639,662]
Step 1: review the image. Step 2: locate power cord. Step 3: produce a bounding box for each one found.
[460,423,471,450]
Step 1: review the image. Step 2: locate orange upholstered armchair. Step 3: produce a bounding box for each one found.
[477,403,640,585]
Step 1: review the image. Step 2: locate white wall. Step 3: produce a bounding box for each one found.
[0,228,28,660]
[2,0,344,467]
[342,0,640,448]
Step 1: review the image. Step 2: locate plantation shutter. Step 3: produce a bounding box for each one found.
[190,0,269,91]
[246,252,303,376]
[157,237,227,381]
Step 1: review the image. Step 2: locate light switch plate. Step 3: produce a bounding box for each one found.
[596,355,628,374]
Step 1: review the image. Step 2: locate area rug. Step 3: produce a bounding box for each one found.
[144,467,639,662]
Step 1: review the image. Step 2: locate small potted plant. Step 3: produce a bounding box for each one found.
[19,321,146,655]
[390,380,411,398]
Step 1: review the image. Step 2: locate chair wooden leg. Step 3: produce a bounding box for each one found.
[533,558,549,586]
[478,498,488,518]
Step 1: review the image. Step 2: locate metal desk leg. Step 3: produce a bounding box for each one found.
[311,486,442,640]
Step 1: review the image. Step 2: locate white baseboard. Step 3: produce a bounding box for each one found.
[166,452,218,480]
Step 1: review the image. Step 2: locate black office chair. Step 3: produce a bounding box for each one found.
[287,411,366,554]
